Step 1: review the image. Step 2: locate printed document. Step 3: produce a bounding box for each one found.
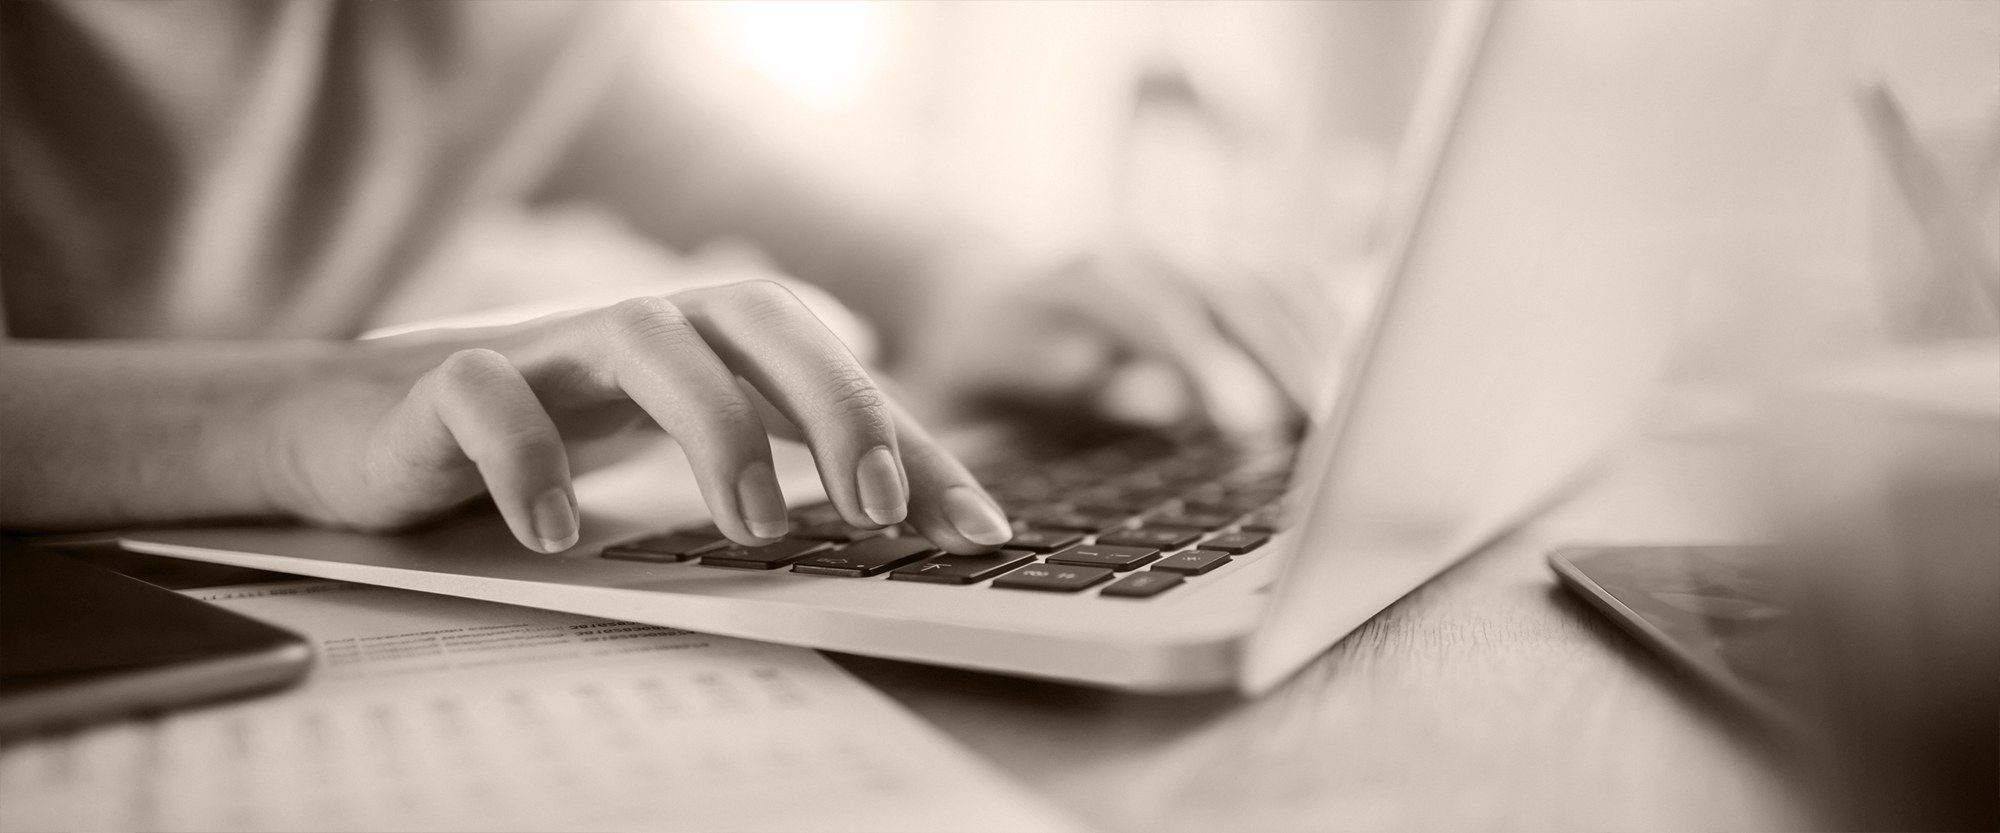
[0,581,1080,833]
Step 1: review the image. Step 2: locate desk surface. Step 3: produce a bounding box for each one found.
[70,438,1826,831]
[835,439,1821,832]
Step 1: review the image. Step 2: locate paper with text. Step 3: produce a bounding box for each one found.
[0,581,1080,833]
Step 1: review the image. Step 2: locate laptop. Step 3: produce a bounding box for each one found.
[124,0,1679,694]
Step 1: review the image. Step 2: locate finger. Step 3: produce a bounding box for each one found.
[672,281,909,530]
[1049,258,1292,441]
[1164,316,1293,443]
[585,296,787,546]
[880,397,1012,554]
[390,349,578,553]
[732,376,1020,551]
[1194,255,1339,412]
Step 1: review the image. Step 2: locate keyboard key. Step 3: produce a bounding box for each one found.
[1197,532,1269,554]
[1015,508,1130,533]
[1153,549,1231,575]
[787,502,845,526]
[791,538,937,577]
[1182,495,1270,514]
[1045,544,1161,572]
[1095,527,1203,551]
[992,564,1114,593]
[1003,500,1065,517]
[1100,571,1185,599]
[1143,511,1238,531]
[889,550,1037,585]
[601,534,726,563]
[1236,506,1283,533]
[700,539,828,570]
[1005,528,1083,553]
[986,480,1057,504]
[789,521,884,543]
[1070,494,1169,514]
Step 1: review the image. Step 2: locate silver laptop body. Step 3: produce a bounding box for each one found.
[125,0,1680,694]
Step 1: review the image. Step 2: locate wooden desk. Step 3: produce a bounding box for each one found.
[836,439,1822,832]
[63,437,1830,831]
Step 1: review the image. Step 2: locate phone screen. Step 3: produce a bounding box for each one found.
[0,539,311,734]
[1549,545,1806,727]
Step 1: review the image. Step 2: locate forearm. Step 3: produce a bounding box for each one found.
[0,340,346,530]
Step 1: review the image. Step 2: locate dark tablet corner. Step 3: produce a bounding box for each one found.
[1548,544,1802,729]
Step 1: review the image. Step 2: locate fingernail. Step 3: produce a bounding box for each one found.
[736,462,789,540]
[856,446,908,526]
[943,485,1011,546]
[532,487,579,553]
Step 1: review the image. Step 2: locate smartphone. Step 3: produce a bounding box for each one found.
[0,539,312,735]
[1549,544,1806,731]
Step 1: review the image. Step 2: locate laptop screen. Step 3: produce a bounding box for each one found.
[1242,0,1683,693]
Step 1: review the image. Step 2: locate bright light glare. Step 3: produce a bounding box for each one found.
[711,1,885,109]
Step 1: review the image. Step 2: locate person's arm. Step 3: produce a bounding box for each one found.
[0,340,333,528]
[534,27,1296,440]
[0,282,1014,554]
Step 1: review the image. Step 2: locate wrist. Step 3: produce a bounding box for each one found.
[245,341,373,524]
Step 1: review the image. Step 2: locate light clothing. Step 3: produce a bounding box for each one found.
[1,0,638,339]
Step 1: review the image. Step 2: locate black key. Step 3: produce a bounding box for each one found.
[791,538,937,577]
[1126,487,1189,504]
[1004,500,1066,517]
[1183,495,1272,513]
[1108,471,1171,490]
[1100,571,1185,599]
[602,534,726,563]
[1071,497,1166,515]
[789,521,884,543]
[987,480,1057,503]
[1005,528,1083,553]
[699,540,828,570]
[1197,532,1269,554]
[889,550,1037,585]
[1095,527,1202,551]
[1143,511,1238,531]
[1177,485,1229,506]
[1065,484,1125,503]
[1041,467,1097,487]
[992,563,1114,593]
[1237,506,1283,533]
[1153,550,1232,575]
[1016,508,1130,533]
[1045,544,1160,572]
[1067,485,1172,514]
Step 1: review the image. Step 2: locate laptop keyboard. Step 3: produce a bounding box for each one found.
[602,435,1294,600]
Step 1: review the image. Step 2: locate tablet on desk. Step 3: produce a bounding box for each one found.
[1549,544,1806,732]
[0,539,312,735]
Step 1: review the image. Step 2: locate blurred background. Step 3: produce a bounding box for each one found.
[626,3,1995,826]
[649,1,1437,274]
[4,2,1995,829]
[393,0,1996,408]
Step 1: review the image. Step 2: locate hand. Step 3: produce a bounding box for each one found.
[263,280,1014,554]
[899,248,1328,443]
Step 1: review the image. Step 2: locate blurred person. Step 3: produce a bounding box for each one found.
[0,1,1291,554]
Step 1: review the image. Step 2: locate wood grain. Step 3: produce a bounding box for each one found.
[836,440,1824,832]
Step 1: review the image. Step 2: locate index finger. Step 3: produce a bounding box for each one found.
[670,281,910,531]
